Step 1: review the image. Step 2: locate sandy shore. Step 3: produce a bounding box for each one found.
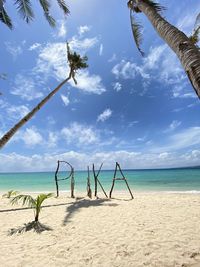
[0,192,200,267]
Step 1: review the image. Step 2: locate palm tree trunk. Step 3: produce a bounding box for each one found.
[0,72,72,149]
[136,0,200,98]
[35,212,39,222]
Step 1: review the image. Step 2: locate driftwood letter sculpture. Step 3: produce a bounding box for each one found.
[92,163,108,198]
[87,166,92,198]
[109,162,134,199]
[55,160,75,198]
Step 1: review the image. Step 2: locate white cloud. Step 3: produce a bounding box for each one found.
[158,152,171,159]
[47,132,58,148]
[36,42,68,81]
[72,70,106,94]
[97,108,112,122]
[137,136,146,142]
[143,45,166,69]
[69,36,98,53]
[112,44,197,98]
[172,85,197,99]
[176,3,200,35]
[113,82,122,92]
[29,43,41,51]
[128,121,139,127]
[57,20,67,38]
[5,42,22,59]
[152,127,200,152]
[6,105,30,120]
[169,120,182,131]
[61,122,99,145]
[47,116,56,125]
[11,74,43,101]
[112,60,149,80]
[170,127,200,150]
[164,120,182,133]
[108,53,117,62]
[61,94,70,106]
[19,127,43,147]
[177,14,195,34]
[143,45,192,96]
[78,25,91,36]
[0,99,8,109]
[99,44,103,56]
[35,42,106,95]
[1,149,200,172]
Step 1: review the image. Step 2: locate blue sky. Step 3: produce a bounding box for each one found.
[0,0,200,171]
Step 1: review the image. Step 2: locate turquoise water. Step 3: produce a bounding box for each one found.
[1,167,200,193]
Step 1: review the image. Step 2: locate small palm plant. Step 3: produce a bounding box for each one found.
[10,193,54,234]
[2,190,19,198]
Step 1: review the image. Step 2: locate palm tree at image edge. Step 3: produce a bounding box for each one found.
[128,0,200,98]
[0,0,69,29]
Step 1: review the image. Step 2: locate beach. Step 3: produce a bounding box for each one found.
[0,192,200,267]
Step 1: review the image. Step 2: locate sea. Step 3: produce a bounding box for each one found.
[1,167,200,194]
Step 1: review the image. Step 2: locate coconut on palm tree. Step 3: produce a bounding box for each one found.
[10,193,54,233]
[0,43,88,149]
[0,0,69,29]
[127,0,200,98]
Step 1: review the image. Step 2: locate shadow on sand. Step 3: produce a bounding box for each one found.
[63,198,118,225]
[0,201,75,213]
[8,221,52,235]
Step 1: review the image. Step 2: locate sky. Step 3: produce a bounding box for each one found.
[0,0,200,172]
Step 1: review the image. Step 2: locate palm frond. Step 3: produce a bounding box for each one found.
[189,13,200,46]
[44,12,56,27]
[194,13,200,30]
[143,0,166,14]
[189,26,200,45]
[11,194,36,207]
[39,0,51,13]
[57,0,70,15]
[130,10,144,56]
[35,193,54,213]
[67,42,88,70]
[0,6,13,29]
[14,0,34,23]
[36,193,54,207]
[0,0,4,12]
[38,0,55,27]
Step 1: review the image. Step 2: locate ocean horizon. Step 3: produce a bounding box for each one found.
[1,166,200,194]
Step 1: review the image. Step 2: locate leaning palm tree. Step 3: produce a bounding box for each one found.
[127,0,200,98]
[0,0,69,29]
[10,193,54,233]
[0,43,88,149]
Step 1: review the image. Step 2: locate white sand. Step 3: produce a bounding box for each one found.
[0,192,200,267]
